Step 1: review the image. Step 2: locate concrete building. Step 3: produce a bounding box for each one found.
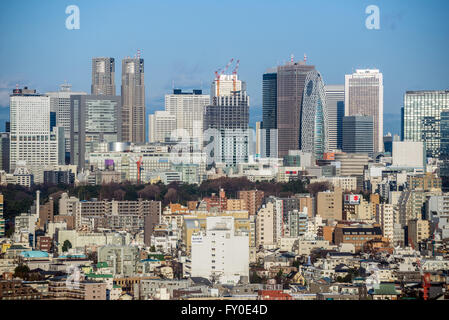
[190,216,249,285]
[310,176,357,192]
[407,219,430,249]
[325,84,345,151]
[91,57,116,96]
[334,223,383,252]
[46,83,87,160]
[237,190,264,215]
[98,245,140,276]
[376,204,395,244]
[70,95,121,169]
[204,73,250,168]
[345,69,384,153]
[121,56,145,143]
[165,89,210,148]
[256,202,275,247]
[148,111,176,143]
[392,141,425,168]
[316,187,343,221]
[9,87,64,183]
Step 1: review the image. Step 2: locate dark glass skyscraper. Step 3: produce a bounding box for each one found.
[276,60,327,159]
[262,69,277,157]
[342,115,374,156]
[440,110,449,192]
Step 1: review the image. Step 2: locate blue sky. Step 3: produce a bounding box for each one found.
[0,0,448,135]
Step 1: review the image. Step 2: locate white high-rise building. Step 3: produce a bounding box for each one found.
[345,69,384,153]
[10,87,64,183]
[376,204,395,244]
[190,216,249,285]
[46,83,86,157]
[325,84,345,151]
[165,89,210,147]
[148,111,176,143]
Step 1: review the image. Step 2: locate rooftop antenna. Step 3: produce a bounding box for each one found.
[304,53,307,63]
[137,48,141,60]
[290,54,294,63]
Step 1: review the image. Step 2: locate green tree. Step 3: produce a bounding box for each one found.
[62,240,72,252]
[14,265,30,279]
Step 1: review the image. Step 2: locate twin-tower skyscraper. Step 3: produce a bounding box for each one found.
[91,55,145,144]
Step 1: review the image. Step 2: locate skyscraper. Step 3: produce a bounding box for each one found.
[70,95,121,169]
[121,56,145,143]
[276,59,328,159]
[0,132,9,173]
[345,69,383,153]
[403,90,449,158]
[91,57,116,96]
[325,84,345,151]
[342,115,374,156]
[46,83,86,163]
[262,69,277,158]
[10,87,64,183]
[204,73,249,167]
[165,89,210,147]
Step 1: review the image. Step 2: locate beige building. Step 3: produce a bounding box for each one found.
[407,219,430,249]
[316,187,343,221]
[256,202,275,247]
[238,190,264,215]
[376,204,395,244]
[227,199,247,211]
[310,176,357,192]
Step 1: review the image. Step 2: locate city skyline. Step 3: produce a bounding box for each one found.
[0,0,448,136]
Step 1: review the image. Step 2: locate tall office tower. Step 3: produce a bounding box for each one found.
[204,73,250,167]
[345,69,383,153]
[440,110,449,191]
[0,133,10,172]
[403,90,449,158]
[342,115,374,156]
[91,57,116,95]
[10,87,64,183]
[164,89,210,147]
[46,83,86,163]
[0,194,4,237]
[70,95,121,169]
[148,111,176,143]
[325,84,345,151]
[277,59,328,159]
[121,56,145,143]
[255,121,262,156]
[262,69,278,157]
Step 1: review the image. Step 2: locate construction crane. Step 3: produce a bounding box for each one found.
[214,58,234,96]
[131,155,143,184]
[409,236,431,300]
[232,59,240,93]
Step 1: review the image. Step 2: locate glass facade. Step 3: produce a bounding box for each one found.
[403,91,449,158]
[262,71,277,157]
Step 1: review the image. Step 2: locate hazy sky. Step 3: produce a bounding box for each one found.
[0,0,448,134]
